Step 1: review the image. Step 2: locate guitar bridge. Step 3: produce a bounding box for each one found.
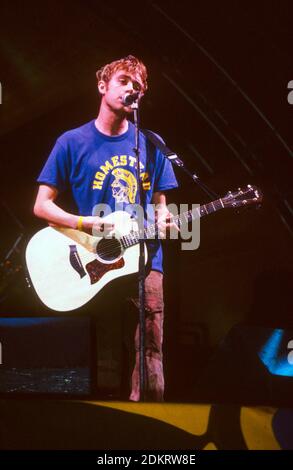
[69,245,87,278]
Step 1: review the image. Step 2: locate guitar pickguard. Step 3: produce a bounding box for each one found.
[85,257,125,285]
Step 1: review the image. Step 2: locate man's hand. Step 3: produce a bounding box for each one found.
[155,204,180,239]
[81,216,114,236]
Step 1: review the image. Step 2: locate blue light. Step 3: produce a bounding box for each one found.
[258,329,293,377]
[0,318,65,327]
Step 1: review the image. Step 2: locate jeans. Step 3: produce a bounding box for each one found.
[129,270,164,402]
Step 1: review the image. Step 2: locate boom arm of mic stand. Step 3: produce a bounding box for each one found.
[166,152,219,199]
[142,130,219,200]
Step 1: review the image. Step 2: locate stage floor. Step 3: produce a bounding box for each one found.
[0,399,291,450]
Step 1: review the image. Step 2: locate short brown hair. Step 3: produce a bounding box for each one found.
[96,55,148,93]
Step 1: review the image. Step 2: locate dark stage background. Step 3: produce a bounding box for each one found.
[0,0,292,403]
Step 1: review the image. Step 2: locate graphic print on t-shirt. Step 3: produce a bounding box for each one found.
[111,168,137,203]
[92,154,150,204]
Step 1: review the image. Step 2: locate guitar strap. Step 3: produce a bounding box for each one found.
[142,129,219,199]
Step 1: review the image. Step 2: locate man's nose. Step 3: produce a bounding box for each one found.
[125,81,134,93]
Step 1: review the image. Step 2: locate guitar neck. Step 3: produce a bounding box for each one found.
[120,197,225,248]
[170,198,225,226]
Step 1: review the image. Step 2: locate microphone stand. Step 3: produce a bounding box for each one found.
[132,99,146,402]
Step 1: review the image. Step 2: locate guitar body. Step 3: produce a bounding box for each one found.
[26,211,147,312]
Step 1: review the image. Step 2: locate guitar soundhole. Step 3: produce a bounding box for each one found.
[96,237,122,262]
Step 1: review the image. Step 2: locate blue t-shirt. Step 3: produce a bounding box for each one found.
[37,120,178,272]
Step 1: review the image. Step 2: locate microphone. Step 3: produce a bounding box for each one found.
[121,92,140,106]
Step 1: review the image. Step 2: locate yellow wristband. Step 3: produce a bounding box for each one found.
[77,216,84,231]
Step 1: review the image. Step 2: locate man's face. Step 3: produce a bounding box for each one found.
[98,69,144,113]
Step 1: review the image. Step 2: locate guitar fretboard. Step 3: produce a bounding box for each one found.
[121,198,224,248]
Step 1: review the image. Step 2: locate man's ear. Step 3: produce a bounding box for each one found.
[98,80,107,95]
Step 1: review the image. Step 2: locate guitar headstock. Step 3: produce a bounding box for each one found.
[222,184,263,208]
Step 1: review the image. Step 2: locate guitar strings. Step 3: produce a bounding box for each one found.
[94,239,140,258]
[91,235,154,259]
[81,196,256,259]
[89,212,190,259]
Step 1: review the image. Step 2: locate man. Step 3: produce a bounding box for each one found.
[34,55,178,401]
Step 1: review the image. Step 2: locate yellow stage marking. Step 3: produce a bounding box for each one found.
[240,407,280,450]
[85,402,211,436]
[203,442,217,450]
